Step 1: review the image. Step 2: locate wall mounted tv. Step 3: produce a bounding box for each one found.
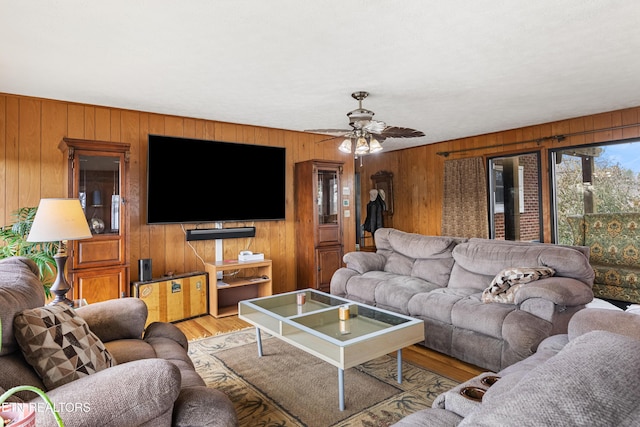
[147,135,286,224]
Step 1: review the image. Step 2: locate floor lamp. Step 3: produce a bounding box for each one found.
[27,198,92,306]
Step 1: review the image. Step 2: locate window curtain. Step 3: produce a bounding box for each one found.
[441,157,489,238]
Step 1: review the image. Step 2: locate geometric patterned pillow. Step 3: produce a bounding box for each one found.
[13,304,114,390]
[481,266,556,304]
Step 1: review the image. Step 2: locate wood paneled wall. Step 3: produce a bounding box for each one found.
[356,106,640,243]
[0,93,356,294]
[3,91,638,294]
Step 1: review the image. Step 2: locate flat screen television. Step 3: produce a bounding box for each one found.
[147,135,286,224]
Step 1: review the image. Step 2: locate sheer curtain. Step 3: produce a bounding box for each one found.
[441,157,489,238]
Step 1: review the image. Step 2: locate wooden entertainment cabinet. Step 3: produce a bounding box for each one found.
[205,259,272,318]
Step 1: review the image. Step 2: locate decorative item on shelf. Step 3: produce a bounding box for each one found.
[27,198,92,306]
[91,190,103,207]
[110,168,120,231]
[110,194,120,231]
[89,217,105,234]
[89,190,104,234]
[78,192,86,212]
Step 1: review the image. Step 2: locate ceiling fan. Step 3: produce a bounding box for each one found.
[307,91,425,159]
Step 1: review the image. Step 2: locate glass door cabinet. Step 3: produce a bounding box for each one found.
[295,160,344,292]
[59,138,130,303]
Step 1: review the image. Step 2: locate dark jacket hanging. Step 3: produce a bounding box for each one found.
[363,194,386,236]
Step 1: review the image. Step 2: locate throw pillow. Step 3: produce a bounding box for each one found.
[13,304,114,389]
[482,266,555,304]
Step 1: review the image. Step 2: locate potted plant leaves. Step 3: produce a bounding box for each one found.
[0,207,58,296]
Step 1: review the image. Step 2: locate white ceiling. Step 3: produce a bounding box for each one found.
[2,1,640,151]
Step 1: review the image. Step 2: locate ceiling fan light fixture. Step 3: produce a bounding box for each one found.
[338,138,352,153]
[355,136,369,154]
[368,137,383,153]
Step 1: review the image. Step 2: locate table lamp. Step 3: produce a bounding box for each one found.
[27,198,92,306]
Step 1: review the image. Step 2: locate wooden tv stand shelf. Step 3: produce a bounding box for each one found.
[205,259,272,318]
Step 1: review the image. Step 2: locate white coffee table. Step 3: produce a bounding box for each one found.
[238,289,425,410]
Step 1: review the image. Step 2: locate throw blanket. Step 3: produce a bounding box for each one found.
[482,267,555,304]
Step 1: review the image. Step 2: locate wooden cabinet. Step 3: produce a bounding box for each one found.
[59,138,130,303]
[295,160,344,292]
[131,272,208,326]
[205,259,272,318]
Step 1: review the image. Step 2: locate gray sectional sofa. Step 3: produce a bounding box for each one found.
[393,307,640,426]
[330,228,595,371]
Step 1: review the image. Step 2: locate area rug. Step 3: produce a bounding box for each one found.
[188,329,459,427]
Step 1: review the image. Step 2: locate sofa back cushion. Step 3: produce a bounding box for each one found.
[0,257,46,356]
[449,238,595,291]
[374,228,464,287]
[460,331,640,427]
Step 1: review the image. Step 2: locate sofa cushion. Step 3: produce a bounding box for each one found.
[384,252,415,276]
[450,239,594,291]
[412,257,455,288]
[343,271,395,303]
[374,276,441,314]
[13,304,114,389]
[459,331,640,426]
[0,257,46,356]
[408,288,478,323]
[376,229,460,286]
[481,266,555,304]
[451,297,516,339]
[384,230,459,260]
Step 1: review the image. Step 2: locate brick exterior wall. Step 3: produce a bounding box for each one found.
[494,153,540,241]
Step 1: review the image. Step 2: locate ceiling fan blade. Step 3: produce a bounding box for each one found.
[315,134,348,143]
[379,126,425,139]
[304,128,351,136]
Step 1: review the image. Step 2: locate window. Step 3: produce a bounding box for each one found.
[551,139,640,244]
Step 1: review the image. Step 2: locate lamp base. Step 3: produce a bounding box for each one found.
[48,293,74,307]
[47,251,74,307]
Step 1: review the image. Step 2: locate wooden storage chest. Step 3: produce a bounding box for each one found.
[131,272,208,326]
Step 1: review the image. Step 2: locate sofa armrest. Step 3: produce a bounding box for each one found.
[173,386,237,427]
[568,308,640,341]
[32,358,180,427]
[342,251,386,274]
[75,297,148,342]
[514,277,594,307]
[330,268,360,297]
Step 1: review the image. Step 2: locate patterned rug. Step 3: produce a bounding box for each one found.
[188,329,458,427]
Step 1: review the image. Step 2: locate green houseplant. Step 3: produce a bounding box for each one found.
[0,207,58,296]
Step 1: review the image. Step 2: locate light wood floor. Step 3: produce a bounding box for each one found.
[175,314,484,383]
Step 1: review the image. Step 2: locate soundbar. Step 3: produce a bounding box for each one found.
[186,227,256,241]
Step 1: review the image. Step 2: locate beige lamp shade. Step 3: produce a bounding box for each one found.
[27,198,92,242]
